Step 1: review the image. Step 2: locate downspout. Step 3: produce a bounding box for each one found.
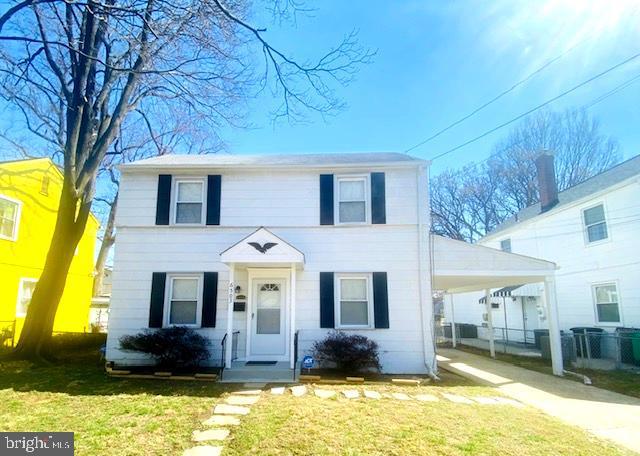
[416,164,438,379]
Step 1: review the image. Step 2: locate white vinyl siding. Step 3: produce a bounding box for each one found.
[336,176,368,224]
[173,179,205,224]
[593,283,620,324]
[583,204,608,243]
[335,273,373,328]
[16,278,38,317]
[0,195,21,241]
[166,275,202,327]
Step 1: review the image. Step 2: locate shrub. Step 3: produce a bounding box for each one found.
[119,327,210,368]
[312,331,381,373]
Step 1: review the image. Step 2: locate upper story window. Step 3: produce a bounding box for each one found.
[0,195,21,241]
[335,273,373,328]
[16,278,37,317]
[336,176,368,224]
[174,179,205,224]
[40,175,50,196]
[500,239,511,252]
[583,204,608,244]
[593,283,620,324]
[166,275,202,326]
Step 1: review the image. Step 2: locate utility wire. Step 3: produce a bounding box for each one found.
[429,50,640,162]
[404,40,588,154]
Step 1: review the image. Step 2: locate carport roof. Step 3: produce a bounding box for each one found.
[431,235,556,293]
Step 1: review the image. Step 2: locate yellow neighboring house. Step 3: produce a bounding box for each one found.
[0,157,99,344]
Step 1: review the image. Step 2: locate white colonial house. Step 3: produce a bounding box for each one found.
[106,152,565,381]
[444,153,640,342]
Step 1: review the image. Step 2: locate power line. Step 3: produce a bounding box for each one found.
[429,50,640,162]
[404,40,588,154]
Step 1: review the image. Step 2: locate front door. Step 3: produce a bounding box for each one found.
[522,299,539,344]
[249,278,287,359]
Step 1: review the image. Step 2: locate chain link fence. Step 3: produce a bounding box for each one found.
[438,322,640,371]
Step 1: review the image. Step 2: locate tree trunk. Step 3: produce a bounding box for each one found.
[92,194,117,297]
[11,182,87,360]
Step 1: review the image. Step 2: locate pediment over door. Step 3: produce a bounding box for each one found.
[220,227,305,265]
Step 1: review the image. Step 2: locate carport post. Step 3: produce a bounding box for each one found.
[485,289,496,358]
[449,294,457,348]
[543,275,564,376]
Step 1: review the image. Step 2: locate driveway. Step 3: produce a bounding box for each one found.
[438,348,640,453]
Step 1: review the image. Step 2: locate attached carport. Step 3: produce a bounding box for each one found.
[431,235,564,376]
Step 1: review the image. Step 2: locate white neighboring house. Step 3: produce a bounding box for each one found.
[445,153,640,339]
[106,152,564,379]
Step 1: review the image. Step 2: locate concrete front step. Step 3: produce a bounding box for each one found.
[220,362,295,383]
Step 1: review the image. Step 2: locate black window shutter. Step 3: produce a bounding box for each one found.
[155,174,172,225]
[319,174,334,225]
[319,272,335,328]
[201,272,218,327]
[372,272,389,328]
[149,272,167,328]
[371,172,386,224]
[206,175,221,226]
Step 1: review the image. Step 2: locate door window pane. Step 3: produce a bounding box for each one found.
[257,283,281,334]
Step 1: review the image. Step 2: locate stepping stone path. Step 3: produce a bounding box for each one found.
[472,396,500,405]
[213,404,250,415]
[491,397,524,408]
[270,386,285,395]
[391,392,411,401]
[342,390,360,399]
[192,429,230,442]
[202,415,240,426]
[441,393,474,404]
[291,385,308,397]
[183,445,222,456]
[414,394,438,402]
[364,390,382,400]
[314,389,336,399]
[233,389,262,396]
[225,395,260,406]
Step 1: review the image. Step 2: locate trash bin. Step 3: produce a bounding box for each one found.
[540,334,576,363]
[570,327,604,358]
[615,327,640,366]
[631,332,640,363]
[458,324,478,339]
[533,329,549,350]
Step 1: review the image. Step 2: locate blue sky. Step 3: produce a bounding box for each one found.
[221,0,640,174]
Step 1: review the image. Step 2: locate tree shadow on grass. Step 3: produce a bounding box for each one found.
[0,350,232,398]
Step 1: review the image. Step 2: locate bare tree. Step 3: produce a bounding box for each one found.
[0,0,373,360]
[431,109,621,242]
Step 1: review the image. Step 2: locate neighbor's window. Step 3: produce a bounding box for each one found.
[0,195,20,241]
[336,274,372,328]
[337,176,367,224]
[16,278,37,317]
[593,283,620,323]
[583,204,608,243]
[174,180,204,224]
[500,239,511,252]
[167,275,201,326]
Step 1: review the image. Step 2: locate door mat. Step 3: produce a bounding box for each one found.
[245,361,277,366]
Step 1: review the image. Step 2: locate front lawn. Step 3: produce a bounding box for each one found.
[0,346,632,455]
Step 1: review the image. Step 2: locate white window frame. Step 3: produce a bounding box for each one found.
[164,273,203,328]
[16,278,38,317]
[334,175,370,225]
[582,202,609,245]
[500,238,511,253]
[591,281,622,326]
[334,273,374,329]
[0,194,22,241]
[172,178,206,225]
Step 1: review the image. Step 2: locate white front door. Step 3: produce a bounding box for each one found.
[249,278,288,360]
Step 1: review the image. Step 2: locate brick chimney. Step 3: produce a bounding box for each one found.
[535,152,558,213]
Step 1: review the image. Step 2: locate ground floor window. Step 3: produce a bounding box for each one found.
[16,278,37,317]
[166,275,202,326]
[335,273,373,328]
[593,283,620,324]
